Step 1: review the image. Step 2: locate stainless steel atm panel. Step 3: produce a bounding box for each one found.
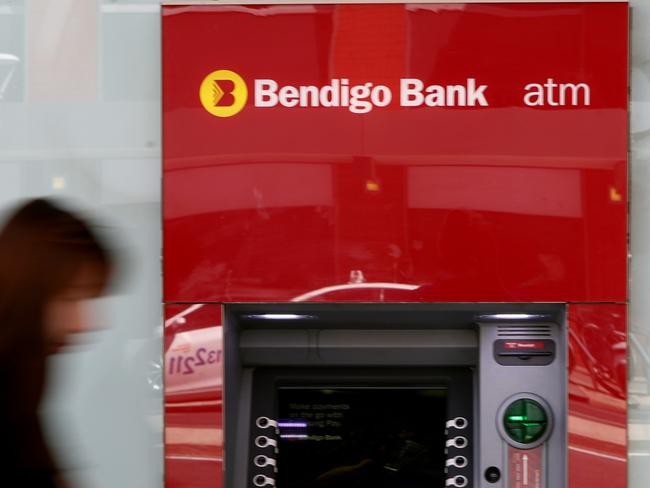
[223,304,567,488]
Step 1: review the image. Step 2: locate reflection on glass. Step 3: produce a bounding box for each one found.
[277,388,447,488]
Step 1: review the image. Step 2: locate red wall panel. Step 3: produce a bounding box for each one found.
[164,304,224,488]
[568,303,627,488]
[163,3,628,304]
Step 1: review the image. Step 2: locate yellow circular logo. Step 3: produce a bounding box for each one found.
[199,70,248,118]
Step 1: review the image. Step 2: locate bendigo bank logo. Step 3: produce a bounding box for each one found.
[199,70,248,118]
[197,70,591,116]
[199,69,496,118]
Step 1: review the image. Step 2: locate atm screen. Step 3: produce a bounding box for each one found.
[276,387,447,488]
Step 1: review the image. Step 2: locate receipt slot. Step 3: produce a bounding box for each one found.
[222,303,566,488]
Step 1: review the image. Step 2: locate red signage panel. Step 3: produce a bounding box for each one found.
[162,3,627,303]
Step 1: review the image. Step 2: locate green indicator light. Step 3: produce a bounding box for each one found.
[503,398,548,445]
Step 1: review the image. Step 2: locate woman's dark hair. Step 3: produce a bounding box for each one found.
[0,199,112,481]
[0,198,112,354]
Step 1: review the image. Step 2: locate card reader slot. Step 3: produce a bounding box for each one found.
[498,351,552,357]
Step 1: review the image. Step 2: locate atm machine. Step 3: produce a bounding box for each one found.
[225,303,566,488]
[162,2,629,488]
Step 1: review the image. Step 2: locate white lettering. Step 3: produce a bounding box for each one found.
[523,83,544,106]
[300,85,320,107]
[560,82,590,106]
[402,78,488,107]
[279,86,299,107]
[371,85,392,107]
[320,80,339,107]
[253,77,492,112]
[424,85,445,106]
[447,84,466,106]
[340,79,350,107]
[400,79,424,107]
[466,78,488,106]
[544,78,559,106]
[523,79,591,107]
[349,83,373,114]
[255,79,278,107]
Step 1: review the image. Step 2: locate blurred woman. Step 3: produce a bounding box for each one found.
[0,198,112,487]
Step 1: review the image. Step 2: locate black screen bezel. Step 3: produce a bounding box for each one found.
[248,367,474,488]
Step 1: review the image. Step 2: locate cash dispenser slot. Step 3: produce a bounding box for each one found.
[240,328,478,366]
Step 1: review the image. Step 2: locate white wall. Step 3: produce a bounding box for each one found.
[629,1,650,485]
[0,1,162,487]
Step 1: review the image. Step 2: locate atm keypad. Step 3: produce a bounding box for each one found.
[445,416,471,487]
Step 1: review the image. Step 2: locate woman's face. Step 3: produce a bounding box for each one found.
[43,263,105,353]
